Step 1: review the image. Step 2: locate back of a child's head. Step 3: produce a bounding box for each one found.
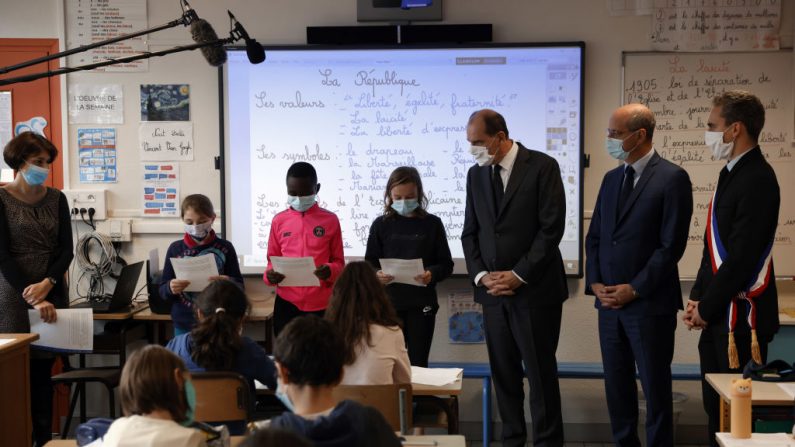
[181,193,215,218]
[326,261,401,365]
[190,279,250,370]
[273,316,344,387]
[285,161,317,184]
[120,344,188,422]
[239,428,312,447]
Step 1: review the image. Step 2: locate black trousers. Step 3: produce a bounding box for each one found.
[273,295,326,339]
[483,300,564,447]
[698,324,771,447]
[30,357,55,446]
[396,304,438,367]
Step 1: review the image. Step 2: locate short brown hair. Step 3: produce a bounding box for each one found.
[712,90,765,142]
[120,345,189,422]
[181,193,215,218]
[383,166,428,219]
[468,110,509,138]
[273,316,345,387]
[3,131,58,170]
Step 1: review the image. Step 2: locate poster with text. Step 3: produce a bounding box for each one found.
[78,128,117,183]
[69,84,124,124]
[0,92,12,180]
[140,84,190,121]
[448,289,485,343]
[138,122,194,161]
[142,163,179,217]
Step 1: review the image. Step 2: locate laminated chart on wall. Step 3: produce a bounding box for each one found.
[448,289,484,344]
[142,163,179,217]
[78,128,117,183]
[69,84,124,124]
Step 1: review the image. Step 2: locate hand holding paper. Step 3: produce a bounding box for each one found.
[270,256,320,287]
[170,254,219,292]
[379,258,426,287]
[28,309,93,353]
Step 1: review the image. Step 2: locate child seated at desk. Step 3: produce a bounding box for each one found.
[160,194,244,335]
[325,261,411,385]
[103,345,206,447]
[261,316,401,447]
[166,279,277,392]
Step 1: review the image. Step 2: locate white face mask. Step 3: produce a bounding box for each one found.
[185,221,213,239]
[469,145,494,167]
[704,127,734,161]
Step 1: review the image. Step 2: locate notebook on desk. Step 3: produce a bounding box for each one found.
[72,261,144,313]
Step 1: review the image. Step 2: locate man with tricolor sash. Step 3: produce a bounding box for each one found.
[683,90,781,446]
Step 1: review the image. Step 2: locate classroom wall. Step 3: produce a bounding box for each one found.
[2,0,794,439]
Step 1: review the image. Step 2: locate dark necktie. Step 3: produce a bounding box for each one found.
[617,165,635,217]
[717,166,729,192]
[492,164,504,214]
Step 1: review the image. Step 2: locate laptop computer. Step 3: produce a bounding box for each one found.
[73,261,144,313]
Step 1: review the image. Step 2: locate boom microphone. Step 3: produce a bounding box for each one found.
[228,11,266,64]
[190,19,227,67]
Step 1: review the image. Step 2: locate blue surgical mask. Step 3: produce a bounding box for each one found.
[287,194,316,212]
[275,380,295,412]
[21,163,49,186]
[391,199,419,217]
[605,130,638,161]
[181,378,197,426]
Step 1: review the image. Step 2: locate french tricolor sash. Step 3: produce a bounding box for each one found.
[706,190,774,368]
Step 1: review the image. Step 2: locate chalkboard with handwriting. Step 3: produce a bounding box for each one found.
[623,51,793,277]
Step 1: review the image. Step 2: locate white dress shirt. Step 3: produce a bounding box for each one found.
[623,147,655,186]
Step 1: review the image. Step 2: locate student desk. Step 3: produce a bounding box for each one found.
[715,432,795,446]
[0,333,39,447]
[132,293,275,350]
[44,434,465,447]
[706,373,794,432]
[413,377,463,434]
[44,436,247,446]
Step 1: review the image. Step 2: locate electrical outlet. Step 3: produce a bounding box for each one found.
[96,219,131,242]
[63,190,107,221]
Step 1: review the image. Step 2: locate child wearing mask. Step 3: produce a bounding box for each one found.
[264,162,344,337]
[160,194,244,335]
[102,345,205,447]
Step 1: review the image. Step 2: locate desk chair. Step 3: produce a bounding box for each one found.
[192,372,253,426]
[332,383,412,434]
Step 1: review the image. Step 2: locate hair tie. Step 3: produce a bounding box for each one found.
[215,307,226,314]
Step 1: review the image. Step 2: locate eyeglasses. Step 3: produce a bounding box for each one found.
[606,128,637,139]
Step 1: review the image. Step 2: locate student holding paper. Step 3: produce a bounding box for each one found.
[264,162,345,337]
[159,194,244,335]
[365,166,453,367]
[0,132,73,446]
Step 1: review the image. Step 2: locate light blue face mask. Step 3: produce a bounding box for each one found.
[287,194,316,212]
[605,130,639,161]
[390,199,419,217]
[275,380,295,412]
[21,163,49,186]
[181,378,197,426]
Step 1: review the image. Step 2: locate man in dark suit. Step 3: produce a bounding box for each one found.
[586,103,693,447]
[684,90,780,446]
[462,109,568,447]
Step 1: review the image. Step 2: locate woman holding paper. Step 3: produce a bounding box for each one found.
[365,166,453,367]
[0,132,73,446]
[159,194,244,335]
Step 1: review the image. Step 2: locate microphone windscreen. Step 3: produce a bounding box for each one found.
[246,40,266,64]
[190,19,228,67]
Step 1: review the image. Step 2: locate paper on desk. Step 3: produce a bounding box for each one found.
[410,366,463,386]
[28,309,93,353]
[380,258,425,287]
[171,254,219,292]
[777,382,795,399]
[270,256,320,287]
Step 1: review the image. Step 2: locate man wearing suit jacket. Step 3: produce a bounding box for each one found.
[683,90,780,446]
[586,103,693,447]
[462,109,568,447]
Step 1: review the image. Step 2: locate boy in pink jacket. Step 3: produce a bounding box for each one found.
[264,162,345,336]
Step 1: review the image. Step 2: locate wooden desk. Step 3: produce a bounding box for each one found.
[0,333,40,447]
[402,435,466,446]
[412,378,463,396]
[68,300,149,320]
[706,374,794,432]
[716,432,795,446]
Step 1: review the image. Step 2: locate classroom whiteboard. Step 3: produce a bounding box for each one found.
[623,51,794,278]
[222,44,585,275]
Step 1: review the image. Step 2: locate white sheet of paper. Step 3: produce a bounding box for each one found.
[270,256,320,287]
[380,258,425,287]
[410,366,463,387]
[777,382,795,399]
[28,309,93,353]
[171,254,219,292]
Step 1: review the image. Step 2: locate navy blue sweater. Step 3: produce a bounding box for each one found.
[158,232,244,330]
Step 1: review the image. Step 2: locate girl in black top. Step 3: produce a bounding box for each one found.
[365,166,453,367]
